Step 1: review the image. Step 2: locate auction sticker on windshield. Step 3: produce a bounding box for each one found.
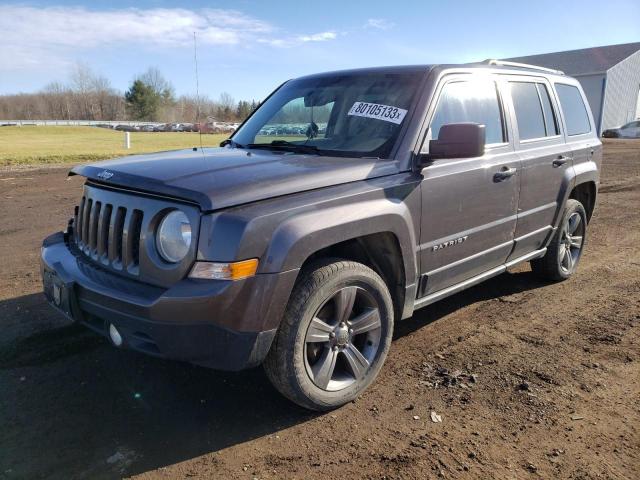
[348,102,408,125]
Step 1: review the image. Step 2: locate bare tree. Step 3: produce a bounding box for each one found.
[69,62,95,118]
[0,63,256,122]
[138,67,174,98]
[216,92,237,121]
[63,62,119,120]
[42,82,72,119]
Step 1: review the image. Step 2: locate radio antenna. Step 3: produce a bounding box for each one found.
[193,31,204,156]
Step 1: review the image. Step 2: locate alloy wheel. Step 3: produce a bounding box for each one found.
[559,211,584,274]
[304,286,382,391]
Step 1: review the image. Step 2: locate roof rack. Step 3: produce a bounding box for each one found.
[484,59,565,75]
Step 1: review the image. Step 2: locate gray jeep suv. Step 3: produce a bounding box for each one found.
[41,61,601,410]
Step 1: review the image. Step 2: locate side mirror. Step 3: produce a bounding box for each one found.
[419,123,486,166]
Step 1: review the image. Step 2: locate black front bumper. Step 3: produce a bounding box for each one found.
[40,232,298,370]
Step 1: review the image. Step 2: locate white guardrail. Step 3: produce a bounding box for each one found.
[0,120,158,126]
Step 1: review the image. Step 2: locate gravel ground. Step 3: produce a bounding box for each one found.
[1,140,638,479]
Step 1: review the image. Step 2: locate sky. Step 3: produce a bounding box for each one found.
[1,0,638,101]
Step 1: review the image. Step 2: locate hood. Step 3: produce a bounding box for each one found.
[70,147,402,211]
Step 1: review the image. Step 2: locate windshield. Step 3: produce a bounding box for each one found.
[232,71,423,158]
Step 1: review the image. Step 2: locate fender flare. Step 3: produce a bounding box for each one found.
[551,160,599,231]
[260,198,419,294]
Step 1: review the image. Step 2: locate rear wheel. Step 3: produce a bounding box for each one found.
[264,260,394,411]
[531,199,587,281]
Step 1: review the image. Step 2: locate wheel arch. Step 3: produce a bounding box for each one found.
[569,180,597,222]
[552,160,599,230]
[300,232,408,322]
[261,200,419,321]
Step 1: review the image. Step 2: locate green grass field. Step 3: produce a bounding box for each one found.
[0,126,229,166]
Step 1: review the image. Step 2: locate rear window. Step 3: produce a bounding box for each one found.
[555,84,591,136]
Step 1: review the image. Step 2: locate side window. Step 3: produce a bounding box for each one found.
[555,84,591,136]
[510,82,546,140]
[429,79,505,145]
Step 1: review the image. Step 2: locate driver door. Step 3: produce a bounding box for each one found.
[417,74,520,297]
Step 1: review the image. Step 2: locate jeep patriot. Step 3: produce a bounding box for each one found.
[41,61,601,410]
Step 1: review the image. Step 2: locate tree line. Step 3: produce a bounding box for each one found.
[0,64,259,123]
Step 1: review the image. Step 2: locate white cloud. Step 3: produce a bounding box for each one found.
[0,6,339,71]
[0,6,272,48]
[365,18,396,30]
[298,31,338,42]
[258,31,338,48]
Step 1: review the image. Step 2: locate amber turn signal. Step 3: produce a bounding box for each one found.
[189,259,259,280]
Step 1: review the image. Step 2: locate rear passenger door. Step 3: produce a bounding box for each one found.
[417,74,520,296]
[505,76,570,260]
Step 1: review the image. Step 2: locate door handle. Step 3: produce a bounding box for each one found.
[552,156,570,167]
[494,166,517,181]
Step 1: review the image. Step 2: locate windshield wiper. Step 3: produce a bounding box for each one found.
[247,140,321,155]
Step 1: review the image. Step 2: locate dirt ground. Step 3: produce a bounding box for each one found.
[1,140,639,479]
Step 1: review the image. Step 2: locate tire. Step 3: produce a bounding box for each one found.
[264,260,394,411]
[531,199,587,281]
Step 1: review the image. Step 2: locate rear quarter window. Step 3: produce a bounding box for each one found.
[555,84,591,136]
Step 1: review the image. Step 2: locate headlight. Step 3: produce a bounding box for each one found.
[156,210,192,263]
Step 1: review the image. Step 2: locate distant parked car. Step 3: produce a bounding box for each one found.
[602,121,640,138]
[196,122,230,134]
[115,124,137,132]
[140,125,155,132]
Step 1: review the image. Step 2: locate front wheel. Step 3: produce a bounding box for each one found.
[264,260,394,411]
[531,199,587,281]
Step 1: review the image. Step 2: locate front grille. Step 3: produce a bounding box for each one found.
[69,182,200,288]
[74,192,144,274]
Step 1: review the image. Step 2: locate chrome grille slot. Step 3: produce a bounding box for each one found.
[88,201,101,256]
[76,196,85,243]
[82,198,92,246]
[110,207,126,268]
[97,204,112,262]
[128,210,144,269]
[73,205,79,238]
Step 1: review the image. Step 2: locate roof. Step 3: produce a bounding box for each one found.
[504,42,640,76]
[295,62,566,82]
